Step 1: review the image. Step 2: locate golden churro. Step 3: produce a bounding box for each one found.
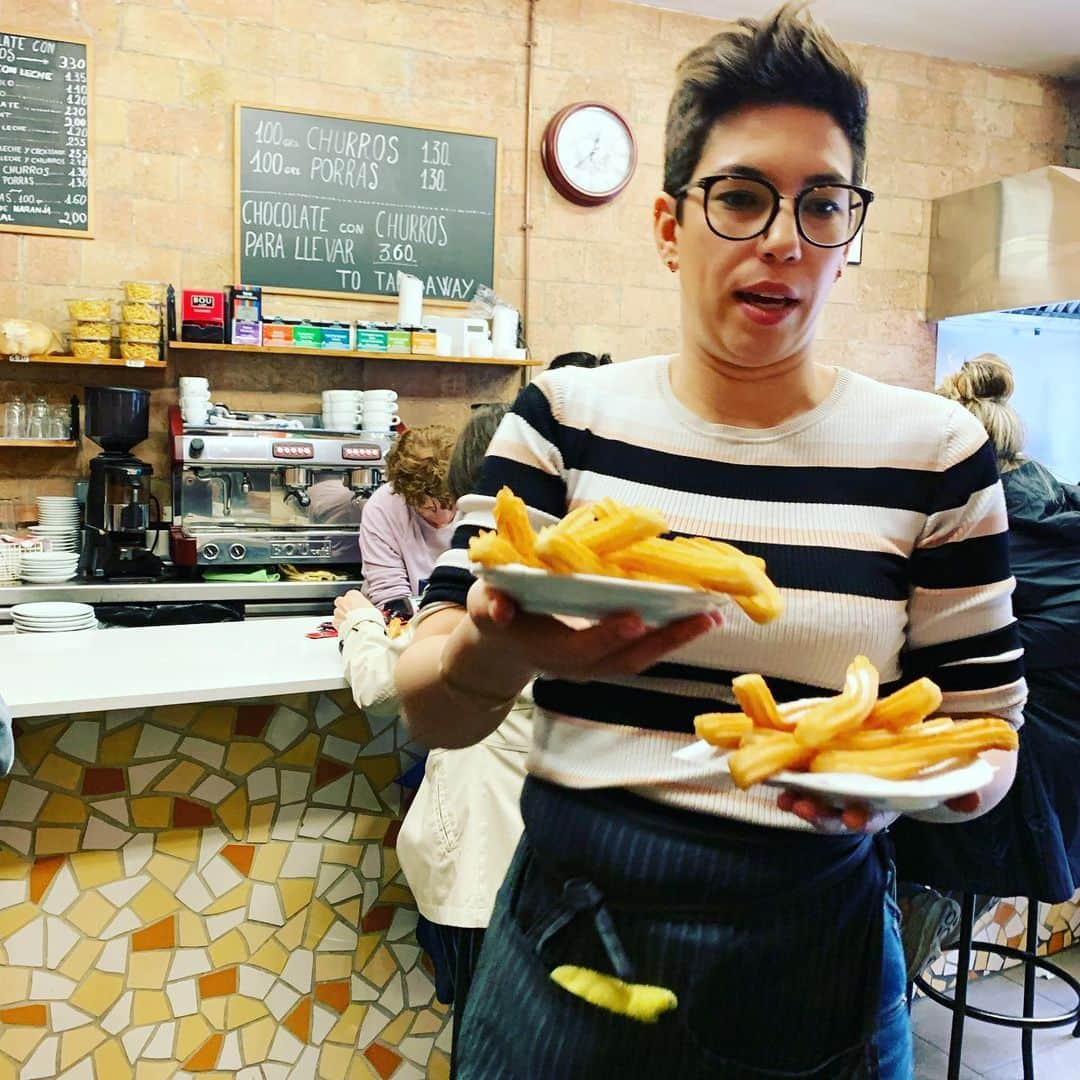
[693,713,754,747]
[467,487,783,623]
[693,662,1017,791]
[792,656,880,749]
[810,718,1018,779]
[865,678,943,730]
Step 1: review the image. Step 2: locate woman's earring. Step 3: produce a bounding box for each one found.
[667,260,678,273]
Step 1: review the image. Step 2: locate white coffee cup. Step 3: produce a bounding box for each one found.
[183,403,209,424]
[362,389,397,404]
[179,377,209,392]
[323,411,362,430]
[362,411,400,431]
[180,388,211,401]
[322,389,360,403]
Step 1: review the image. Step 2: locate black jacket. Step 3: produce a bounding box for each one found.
[893,460,1080,902]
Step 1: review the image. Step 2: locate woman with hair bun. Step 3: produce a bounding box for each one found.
[894,354,1080,970]
[937,354,1026,470]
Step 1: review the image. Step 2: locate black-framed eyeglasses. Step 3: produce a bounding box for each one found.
[675,174,874,249]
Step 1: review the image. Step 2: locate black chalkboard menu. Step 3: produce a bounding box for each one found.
[235,104,498,305]
[0,30,91,237]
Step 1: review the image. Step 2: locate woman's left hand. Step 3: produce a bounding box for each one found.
[333,589,376,629]
[778,791,885,833]
[778,789,981,832]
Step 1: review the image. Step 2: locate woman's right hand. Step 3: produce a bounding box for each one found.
[333,589,376,629]
[461,577,721,681]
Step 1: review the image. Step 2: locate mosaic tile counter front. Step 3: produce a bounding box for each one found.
[0,692,450,1079]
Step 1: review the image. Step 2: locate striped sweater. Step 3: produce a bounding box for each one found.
[422,355,1027,828]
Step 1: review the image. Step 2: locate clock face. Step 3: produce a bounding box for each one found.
[543,103,637,206]
[555,106,634,196]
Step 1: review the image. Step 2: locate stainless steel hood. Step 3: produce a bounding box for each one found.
[927,166,1080,321]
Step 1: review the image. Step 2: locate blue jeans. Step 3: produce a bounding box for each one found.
[875,890,914,1079]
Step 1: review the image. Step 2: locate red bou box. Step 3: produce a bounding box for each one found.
[182,290,225,324]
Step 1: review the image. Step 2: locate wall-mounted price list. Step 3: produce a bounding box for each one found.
[0,30,92,237]
[236,105,497,303]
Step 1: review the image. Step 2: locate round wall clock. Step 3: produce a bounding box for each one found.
[541,102,637,207]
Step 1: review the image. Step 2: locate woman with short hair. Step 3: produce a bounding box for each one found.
[396,8,1023,1076]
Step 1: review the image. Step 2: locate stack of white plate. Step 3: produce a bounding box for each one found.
[31,496,82,553]
[11,601,97,633]
[18,551,81,583]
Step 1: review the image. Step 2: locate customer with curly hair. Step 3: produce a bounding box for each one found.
[359,424,457,617]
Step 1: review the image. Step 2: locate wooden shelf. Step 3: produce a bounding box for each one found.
[6,354,167,369]
[0,439,78,448]
[167,340,538,366]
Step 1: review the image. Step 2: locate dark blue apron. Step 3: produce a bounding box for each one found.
[458,777,888,1078]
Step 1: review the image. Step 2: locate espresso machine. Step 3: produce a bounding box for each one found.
[168,406,393,567]
[80,386,166,580]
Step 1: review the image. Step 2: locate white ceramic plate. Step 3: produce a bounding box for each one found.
[12,613,94,622]
[473,562,720,626]
[13,612,96,622]
[14,619,97,631]
[12,602,94,619]
[672,741,998,812]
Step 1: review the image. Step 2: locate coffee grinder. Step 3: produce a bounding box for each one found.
[80,386,165,579]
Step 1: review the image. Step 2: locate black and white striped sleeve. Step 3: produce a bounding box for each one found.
[904,412,1027,725]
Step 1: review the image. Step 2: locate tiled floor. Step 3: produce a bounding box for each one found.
[912,943,1080,1079]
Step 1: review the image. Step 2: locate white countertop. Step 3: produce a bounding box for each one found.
[0,578,361,608]
[0,617,348,718]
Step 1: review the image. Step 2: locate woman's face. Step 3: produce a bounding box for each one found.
[416,497,456,528]
[656,104,855,374]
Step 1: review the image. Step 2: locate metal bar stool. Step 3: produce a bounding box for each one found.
[915,892,1080,1080]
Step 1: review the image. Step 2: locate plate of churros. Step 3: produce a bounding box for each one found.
[469,488,784,626]
[674,658,1018,811]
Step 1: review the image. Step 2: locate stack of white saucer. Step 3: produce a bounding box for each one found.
[29,496,82,553]
[18,551,81,583]
[11,601,96,632]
